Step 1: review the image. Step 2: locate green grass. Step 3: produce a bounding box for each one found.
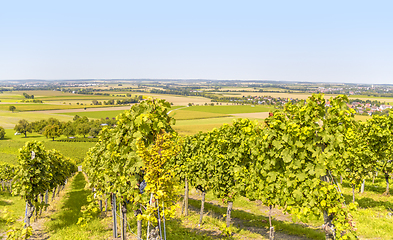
[44,141,95,164]
[0,191,26,232]
[186,105,274,114]
[44,173,260,240]
[340,177,393,239]
[45,173,110,240]
[60,110,127,119]
[0,129,94,165]
[180,210,266,239]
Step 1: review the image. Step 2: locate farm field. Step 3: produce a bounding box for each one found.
[0,110,74,129]
[168,109,228,120]
[0,103,115,112]
[215,92,321,99]
[354,115,371,122]
[349,95,393,102]
[185,105,275,114]
[0,90,212,106]
[0,129,94,165]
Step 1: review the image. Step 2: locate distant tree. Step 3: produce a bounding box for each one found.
[14,119,32,137]
[63,122,75,137]
[31,119,47,133]
[22,93,34,99]
[43,124,62,141]
[76,123,90,138]
[9,106,16,112]
[0,126,5,139]
[92,100,99,105]
[74,116,89,124]
[46,117,61,126]
[73,115,81,121]
[89,127,100,137]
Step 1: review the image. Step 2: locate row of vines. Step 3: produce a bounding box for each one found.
[1,141,78,239]
[83,95,392,240]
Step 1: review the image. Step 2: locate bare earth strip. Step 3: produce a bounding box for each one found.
[26,105,134,114]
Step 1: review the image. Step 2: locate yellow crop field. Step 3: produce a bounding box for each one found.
[168,110,228,120]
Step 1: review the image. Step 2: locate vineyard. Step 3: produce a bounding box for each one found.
[0,141,77,239]
[1,94,393,239]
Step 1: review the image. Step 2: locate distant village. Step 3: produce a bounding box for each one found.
[241,96,392,116]
[346,101,392,115]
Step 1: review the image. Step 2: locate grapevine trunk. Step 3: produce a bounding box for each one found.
[226,201,233,228]
[199,191,205,226]
[184,178,189,216]
[121,202,127,240]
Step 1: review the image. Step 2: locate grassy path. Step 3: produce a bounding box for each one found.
[44,172,110,240]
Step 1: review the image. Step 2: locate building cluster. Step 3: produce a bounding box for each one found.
[346,101,392,115]
[243,96,299,106]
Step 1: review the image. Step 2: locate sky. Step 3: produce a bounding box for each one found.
[0,1,392,84]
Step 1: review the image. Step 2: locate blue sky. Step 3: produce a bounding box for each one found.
[0,1,392,84]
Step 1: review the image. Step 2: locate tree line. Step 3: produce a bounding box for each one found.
[13,115,117,140]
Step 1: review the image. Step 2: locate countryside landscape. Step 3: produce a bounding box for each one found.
[1,79,393,240]
[2,1,393,239]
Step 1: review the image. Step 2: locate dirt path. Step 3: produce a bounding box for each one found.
[28,181,74,239]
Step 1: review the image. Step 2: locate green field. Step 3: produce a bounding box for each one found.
[60,110,127,119]
[0,129,95,165]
